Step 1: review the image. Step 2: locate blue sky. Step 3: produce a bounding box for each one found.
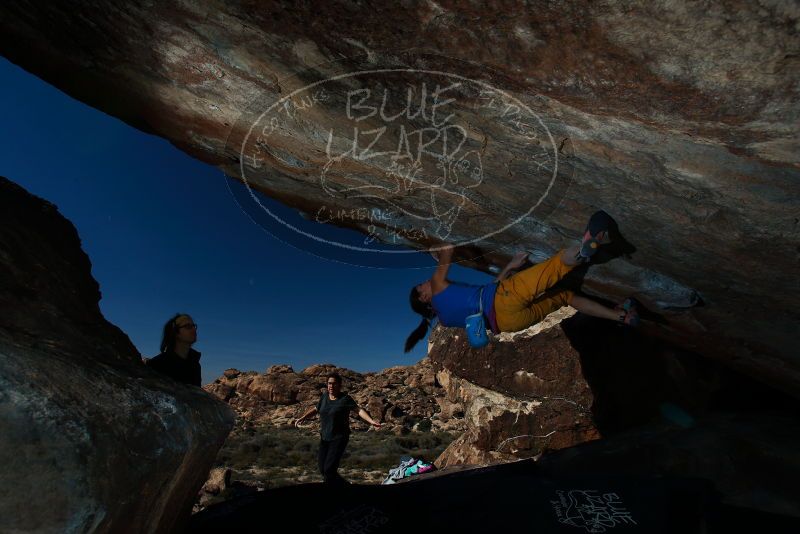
[0,57,493,384]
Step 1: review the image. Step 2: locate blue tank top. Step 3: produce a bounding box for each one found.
[431,282,498,327]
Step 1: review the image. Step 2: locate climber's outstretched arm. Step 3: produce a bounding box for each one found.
[431,244,454,293]
[356,408,382,429]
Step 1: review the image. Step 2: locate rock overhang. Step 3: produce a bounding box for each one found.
[0,1,797,395]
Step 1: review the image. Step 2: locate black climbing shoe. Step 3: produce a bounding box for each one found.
[578,210,614,261]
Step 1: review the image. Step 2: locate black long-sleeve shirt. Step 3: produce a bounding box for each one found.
[146,348,202,386]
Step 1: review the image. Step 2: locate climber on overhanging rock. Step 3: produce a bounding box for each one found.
[404,210,641,352]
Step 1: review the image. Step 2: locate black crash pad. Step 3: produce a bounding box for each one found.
[188,460,800,533]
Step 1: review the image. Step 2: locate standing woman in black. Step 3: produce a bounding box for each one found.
[145,313,202,386]
[294,372,382,484]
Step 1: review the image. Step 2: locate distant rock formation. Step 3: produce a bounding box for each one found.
[0,177,235,533]
[204,358,466,436]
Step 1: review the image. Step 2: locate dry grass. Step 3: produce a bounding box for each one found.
[215,424,455,488]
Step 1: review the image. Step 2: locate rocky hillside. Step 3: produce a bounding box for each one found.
[196,359,464,508]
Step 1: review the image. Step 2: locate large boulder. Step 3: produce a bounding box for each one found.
[430,308,600,466]
[0,177,235,533]
[0,1,797,397]
[434,366,600,466]
[240,373,304,404]
[428,302,799,467]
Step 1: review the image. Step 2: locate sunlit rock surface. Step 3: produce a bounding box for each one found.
[0,177,235,533]
[204,358,465,435]
[430,316,601,466]
[0,2,797,394]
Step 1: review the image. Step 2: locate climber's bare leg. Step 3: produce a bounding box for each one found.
[569,294,621,321]
[561,223,611,267]
[560,244,583,267]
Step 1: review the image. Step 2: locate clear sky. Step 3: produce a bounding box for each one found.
[1,57,493,384]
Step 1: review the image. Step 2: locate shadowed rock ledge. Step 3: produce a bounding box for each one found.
[0,177,235,533]
[190,455,800,533]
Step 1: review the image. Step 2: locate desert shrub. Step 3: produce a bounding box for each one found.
[293,440,313,452]
[215,424,456,483]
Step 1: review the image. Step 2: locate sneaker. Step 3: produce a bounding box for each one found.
[579,210,614,261]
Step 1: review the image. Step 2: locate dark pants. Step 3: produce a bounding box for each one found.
[318,435,349,484]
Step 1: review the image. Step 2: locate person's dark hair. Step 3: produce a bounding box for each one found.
[160,313,189,353]
[326,372,342,384]
[405,286,436,353]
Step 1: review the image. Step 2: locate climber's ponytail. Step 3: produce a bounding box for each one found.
[405,287,436,353]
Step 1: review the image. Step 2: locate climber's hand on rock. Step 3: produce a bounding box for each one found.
[430,243,454,262]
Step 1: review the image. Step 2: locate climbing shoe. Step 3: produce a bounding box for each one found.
[616,296,641,327]
[578,210,614,261]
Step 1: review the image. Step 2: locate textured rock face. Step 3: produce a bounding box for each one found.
[430,310,600,466]
[428,304,800,466]
[204,358,465,435]
[433,366,600,466]
[0,2,798,395]
[0,177,235,533]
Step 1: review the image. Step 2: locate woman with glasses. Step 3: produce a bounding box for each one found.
[145,313,202,386]
[404,210,641,353]
[294,372,382,485]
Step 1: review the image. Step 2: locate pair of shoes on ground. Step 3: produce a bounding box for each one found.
[615,297,641,327]
[576,210,614,263]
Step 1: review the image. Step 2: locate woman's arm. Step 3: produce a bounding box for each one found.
[494,252,528,282]
[357,408,382,429]
[294,407,318,427]
[430,244,455,294]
